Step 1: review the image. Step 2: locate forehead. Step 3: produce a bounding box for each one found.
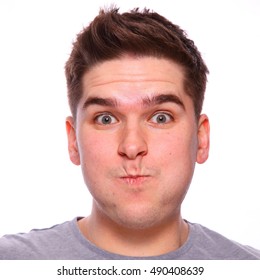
[81,56,187,106]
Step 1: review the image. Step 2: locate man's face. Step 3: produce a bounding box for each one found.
[66,56,209,229]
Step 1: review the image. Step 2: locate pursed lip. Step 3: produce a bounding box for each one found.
[119,175,151,185]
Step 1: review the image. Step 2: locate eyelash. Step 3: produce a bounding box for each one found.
[94,113,118,125]
[149,112,174,124]
[94,111,174,126]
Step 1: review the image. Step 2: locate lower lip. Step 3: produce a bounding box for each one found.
[120,176,150,185]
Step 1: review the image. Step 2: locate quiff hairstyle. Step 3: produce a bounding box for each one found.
[65,7,209,119]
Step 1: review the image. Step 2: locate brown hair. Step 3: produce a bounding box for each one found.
[65,7,209,119]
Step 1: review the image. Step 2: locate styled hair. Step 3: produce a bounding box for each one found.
[65,7,209,119]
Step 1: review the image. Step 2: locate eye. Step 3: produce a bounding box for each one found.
[150,112,173,124]
[95,113,118,125]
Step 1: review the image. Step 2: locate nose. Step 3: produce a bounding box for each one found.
[118,125,148,160]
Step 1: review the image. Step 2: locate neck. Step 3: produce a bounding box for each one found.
[78,206,189,257]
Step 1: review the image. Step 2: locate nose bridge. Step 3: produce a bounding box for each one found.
[118,119,148,159]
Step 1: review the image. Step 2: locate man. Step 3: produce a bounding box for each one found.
[0,7,259,260]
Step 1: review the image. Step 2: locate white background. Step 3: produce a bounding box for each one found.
[0,0,259,249]
[1,261,260,279]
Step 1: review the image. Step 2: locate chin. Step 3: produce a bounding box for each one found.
[112,205,165,230]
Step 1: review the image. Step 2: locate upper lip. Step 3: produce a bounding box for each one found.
[120,175,150,178]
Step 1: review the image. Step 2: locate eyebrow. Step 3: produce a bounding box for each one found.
[82,93,185,110]
[82,96,118,109]
[143,93,185,109]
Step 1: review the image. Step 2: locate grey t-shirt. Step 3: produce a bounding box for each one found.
[0,217,259,259]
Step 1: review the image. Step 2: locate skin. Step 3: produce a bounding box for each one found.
[66,55,210,257]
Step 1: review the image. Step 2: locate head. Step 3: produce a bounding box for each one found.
[65,7,210,230]
[65,7,209,120]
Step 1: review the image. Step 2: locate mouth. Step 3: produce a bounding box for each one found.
[119,175,151,185]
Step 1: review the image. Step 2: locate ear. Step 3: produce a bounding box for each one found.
[196,114,210,164]
[66,116,80,165]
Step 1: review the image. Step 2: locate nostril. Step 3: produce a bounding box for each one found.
[118,143,148,159]
[118,127,148,159]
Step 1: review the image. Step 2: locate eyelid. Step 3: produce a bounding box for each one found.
[149,111,174,124]
[94,112,118,125]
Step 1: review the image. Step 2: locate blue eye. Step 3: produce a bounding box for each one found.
[150,113,173,124]
[95,114,117,125]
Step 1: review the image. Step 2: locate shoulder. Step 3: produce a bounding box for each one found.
[187,221,260,260]
[0,218,77,259]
